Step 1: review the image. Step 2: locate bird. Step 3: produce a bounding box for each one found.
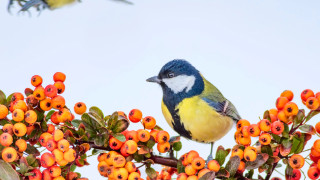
[17,0,76,11]
[146,59,241,161]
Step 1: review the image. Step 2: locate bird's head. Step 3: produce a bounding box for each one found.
[147,59,204,100]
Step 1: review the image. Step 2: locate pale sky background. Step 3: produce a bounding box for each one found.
[1,0,320,179]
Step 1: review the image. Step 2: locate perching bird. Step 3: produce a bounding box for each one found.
[18,0,76,11]
[147,59,241,161]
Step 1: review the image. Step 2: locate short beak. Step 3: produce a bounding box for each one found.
[146,76,161,83]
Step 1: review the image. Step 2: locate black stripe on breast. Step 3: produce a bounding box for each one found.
[172,109,192,139]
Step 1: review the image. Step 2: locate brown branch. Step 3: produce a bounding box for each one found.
[75,140,178,168]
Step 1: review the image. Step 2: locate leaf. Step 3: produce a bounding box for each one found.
[282,123,290,138]
[280,139,292,156]
[0,90,6,105]
[293,110,305,126]
[0,160,20,180]
[81,113,95,129]
[299,124,316,135]
[24,88,33,96]
[225,156,240,177]
[71,119,82,128]
[153,125,163,131]
[177,161,185,173]
[89,106,104,119]
[216,168,230,178]
[70,164,77,172]
[263,110,271,121]
[169,136,181,143]
[173,141,182,151]
[45,110,55,121]
[133,152,144,163]
[215,146,229,165]
[107,112,118,129]
[199,171,215,180]
[41,119,48,132]
[146,139,156,149]
[245,169,254,179]
[113,133,126,142]
[271,134,281,143]
[146,167,157,180]
[261,145,273,156]
[88,112,104,127]
[112,119,129,133]
[306,110,320,122]
[94,135,104,146]
[25,144,40,156]
[26,154,37,167]
[5,93,13,107]
[285,165,293,176]
[245,153,269,170]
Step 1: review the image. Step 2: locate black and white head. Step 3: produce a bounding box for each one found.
[147,60,205,103]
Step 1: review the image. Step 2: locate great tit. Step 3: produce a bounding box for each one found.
[17,0,76,11]
[147,59,241,161]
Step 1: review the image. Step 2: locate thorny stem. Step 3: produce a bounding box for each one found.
[265,162,278,180]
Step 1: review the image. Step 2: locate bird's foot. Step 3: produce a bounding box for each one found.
[206,154,213,164]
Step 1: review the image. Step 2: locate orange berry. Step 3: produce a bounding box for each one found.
[12,109,24,122]
[46,139,57,152]
[276,97,289,110]
[191,157,205,170]
[180,153,188,166]
[271,121,284,135]
[41,152,56,168]
[207,160,220,172]
[25,110,38,124]
[0,133,13,146]
[128,172,140,180]
[74,102,87,115]
[11,92,24,102]
[42,169,52,180]
[238,134,251,146]
[248,124,260,137]
[231,147,244,159]
[128,109,142,123]
[109,136,124,150]
[137,129,150,142]
[177,173,188,180]
[57,139,70,152]
[284,102,299,117]
[33,86,46,101]
[54,81,65,94]
[51,96,65,109]
[2,147,17,163]
[237,161,246,174]
[53,176,65,180]
[13,122,27,137]
[31,75,43,87]
[311,147,320,157]
[125,130,139,142]
[186,150,199,164]
[51,112,60,125]
[142,116,156,129]
[289,154,305,169]
[241,126,250,137]
[114,168,129,180]
[198,169,210,179]
[259,119,271,132]
[29,169,42,180]
[281,90,294,101]
[63,148,76,162]
[56,108,72,122]
[113,155,126,168]
[314,139,320,153]
[52,149,64,162]
[185,164,197,176]
[49,166,61,178]
[306,97,320,110]
[40,98,53,111]
[53,129,64,142]
[0,105,9,119]
[157,142,171,153]
[15,139,27,152]
[125,161,137,173]
[150,129,159,140]
[3,124,13,135]
[187,175,198,180]
[40,132,54,147]
[308,166,320,180]
[123,140,138,154]
[56,159,68,166]
[26,125,35,135]
[98,161,109,176]
[259,133,271,145]
[156,131,170,144]
[316,122,320,134]
[98,153,108,162]
[277,110,289,124]
[53,72,66,82]
[106,151,119,166]
[44,85,57,98]
[301,89,315,102]
[244,146,257,162]
[47,124,55,134]
[236,119,250,131]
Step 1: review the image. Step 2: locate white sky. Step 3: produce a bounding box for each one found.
[1,0,320,179]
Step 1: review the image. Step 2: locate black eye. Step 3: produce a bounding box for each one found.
[167,72,174,78]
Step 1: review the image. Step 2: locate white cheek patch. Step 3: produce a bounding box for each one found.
[162,75,196,94]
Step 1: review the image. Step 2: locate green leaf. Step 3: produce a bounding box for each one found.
[153,125,163,131]
[133,152,144,163]
[89,106,104,119]
[271,134,281,143]
[173,141,182,151]
[26,155,37,166]
[261,145,273,156]
[299,124,316,135]
[19,160,28,174]
[146,139,156,149]
[112,119,129,133]
[5,93,13,107]
[280,138,292,156]
[225,156,240,177]
[245,169,254,179]
[216,168,230,178]
[0,90,6,105]
[245,153,269,170]
[70,164,77,172]
[81,113,95,129]
[293,110,305,127]
[41,120,48,132]
[94,135,105,146]
[91,149,103,156]
[24,88,33,96]
[306,110,320,122]
[146,167,157,179]
[282,123,289,138]
[113,133,126,142]
[0,160,20,180]
[34,109,45,122]
[45,110,55,121]
[263,110,271,121]
[25,144,40,156]
[199,171,215,180]
[215,146,229,165]
[107,112,118,129]
[71,119,82,128]
[177,160,185,173]
[285,164,293,176]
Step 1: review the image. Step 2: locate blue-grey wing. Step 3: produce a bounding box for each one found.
[202,97,241,122]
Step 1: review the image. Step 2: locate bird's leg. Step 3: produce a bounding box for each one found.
[206,142,215,163]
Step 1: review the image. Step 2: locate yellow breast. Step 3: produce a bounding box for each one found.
[161,97,234,143]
